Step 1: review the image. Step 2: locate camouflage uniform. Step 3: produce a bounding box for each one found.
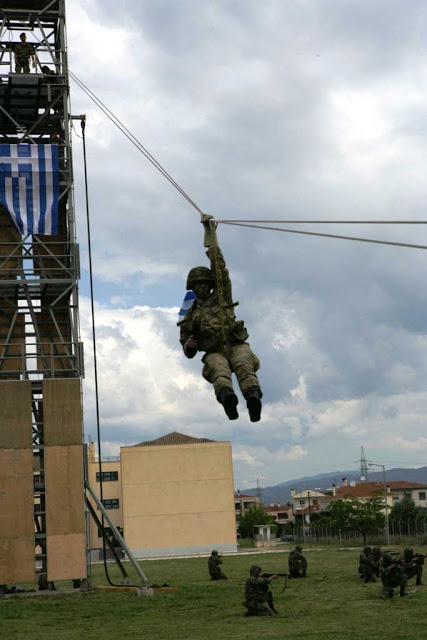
[402,547,424,586]
[288,546,307,578]
[208,550,227,580]
[361,547,378,583]
[372,547,382,577]
[380,553,407,598]
[179,216,262,421]
[358,546,372,578]
[14,41,34,73]
[243,565,277,616]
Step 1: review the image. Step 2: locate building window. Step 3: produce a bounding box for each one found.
[34,474,41,484]
[312,499,318,505]
[419,492,426,501]
[278,512,288,520]
[299,499,305,506]
[96,471,119,482]
[101,498,119,510]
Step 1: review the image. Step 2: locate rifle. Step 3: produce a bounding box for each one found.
[191,319,201,349]
[261,572,289,594]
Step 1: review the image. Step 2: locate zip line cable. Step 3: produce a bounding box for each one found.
[25,29,427,245]
[22,29,208,218]
[218,221,427,251]
[217,219,427,225]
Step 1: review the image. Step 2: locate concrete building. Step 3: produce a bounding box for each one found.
[291,489,333,522]
[264,504,294,524]
[88,432,237,558]
[87,444,123,551]
[234,491,260,520]
[335,479,427,509]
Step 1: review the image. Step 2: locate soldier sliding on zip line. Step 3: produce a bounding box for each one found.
[178,214,263,422]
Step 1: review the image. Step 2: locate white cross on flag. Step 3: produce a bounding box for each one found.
[0,144,59,235]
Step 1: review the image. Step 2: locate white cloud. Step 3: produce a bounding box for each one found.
[60,1,427,486]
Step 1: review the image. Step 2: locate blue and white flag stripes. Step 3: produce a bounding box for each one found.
[178,290,196,321]
[0,144,59,235]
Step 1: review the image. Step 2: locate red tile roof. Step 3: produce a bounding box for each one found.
[336,481,427,498]
[134,431,214,447]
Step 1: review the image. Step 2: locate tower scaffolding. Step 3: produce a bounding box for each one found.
[0,0,86,589]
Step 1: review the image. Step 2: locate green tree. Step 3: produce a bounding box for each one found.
[238,504,276,539]
[328,497,385,544]
[389,497,423,524]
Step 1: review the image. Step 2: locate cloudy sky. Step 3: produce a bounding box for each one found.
[64,0,427,488]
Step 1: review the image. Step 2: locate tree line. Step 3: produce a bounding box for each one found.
[238,495,426,543]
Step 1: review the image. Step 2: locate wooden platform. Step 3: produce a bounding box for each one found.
[97,585,179,594]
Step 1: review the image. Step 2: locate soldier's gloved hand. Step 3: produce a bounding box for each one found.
[200,214,214,224]
[186,335,197,350]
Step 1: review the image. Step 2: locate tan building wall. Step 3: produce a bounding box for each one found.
[121,441,237,557]
[87,443,123,549]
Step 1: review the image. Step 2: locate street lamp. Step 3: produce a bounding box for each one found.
[368,463,390,545]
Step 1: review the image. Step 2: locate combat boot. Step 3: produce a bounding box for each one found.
[217,388,239,420]
[399,585,406,597]
[244,387,262,422]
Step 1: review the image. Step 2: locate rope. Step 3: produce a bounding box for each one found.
[19,28,207,219]
[216,219,427,225]
[218,221,427,251]
[81,119,122,588]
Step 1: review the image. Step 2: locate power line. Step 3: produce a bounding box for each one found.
[218,221,427,251]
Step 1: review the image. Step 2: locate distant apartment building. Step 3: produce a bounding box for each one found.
[88,432,237,557]
[288,477,427,522]
[291,489,333,522]
[264,504,294,524]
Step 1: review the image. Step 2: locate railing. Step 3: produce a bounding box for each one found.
[0,340,83,378]
[291,517,427,547]
[0,241,79,282]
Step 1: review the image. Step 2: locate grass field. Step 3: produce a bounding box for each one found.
[2,547,427,640]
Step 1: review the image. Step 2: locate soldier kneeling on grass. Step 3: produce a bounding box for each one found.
[208,550,227,580]
[243,565,279,616]
[380,553,407,599]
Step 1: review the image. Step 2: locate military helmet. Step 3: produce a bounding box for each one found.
[250,565,261,576]
[295,545,302,552]
[363,546,372,555]
[211,550,218,556]
[186,266,214,290]
[404,547,413,560]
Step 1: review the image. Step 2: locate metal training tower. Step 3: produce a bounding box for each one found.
[0,0,86,589]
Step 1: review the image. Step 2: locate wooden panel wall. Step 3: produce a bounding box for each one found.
[43,379,86,581]
[43,379,82,446]
[0,381,35,584]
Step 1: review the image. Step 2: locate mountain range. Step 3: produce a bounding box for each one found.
[241,467,427,505]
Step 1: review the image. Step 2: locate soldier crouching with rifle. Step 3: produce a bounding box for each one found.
[402,547,425,586]
[208,550,227,580]
[178,215,263,422]
[243,565,279,616]
[380,552,407,599]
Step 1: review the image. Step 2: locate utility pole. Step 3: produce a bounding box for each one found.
[368,463,390,545]
[360,446,369,479]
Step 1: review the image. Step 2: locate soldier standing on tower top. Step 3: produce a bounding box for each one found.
[178,214,263,422]
[14,33,35,74]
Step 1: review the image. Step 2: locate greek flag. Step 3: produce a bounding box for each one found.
[0,144,59,235]
[178,290,196,320]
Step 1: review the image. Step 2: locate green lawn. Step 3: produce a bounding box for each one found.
[2,547,427,640]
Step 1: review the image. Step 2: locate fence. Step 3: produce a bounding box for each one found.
[292,517,427,547]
